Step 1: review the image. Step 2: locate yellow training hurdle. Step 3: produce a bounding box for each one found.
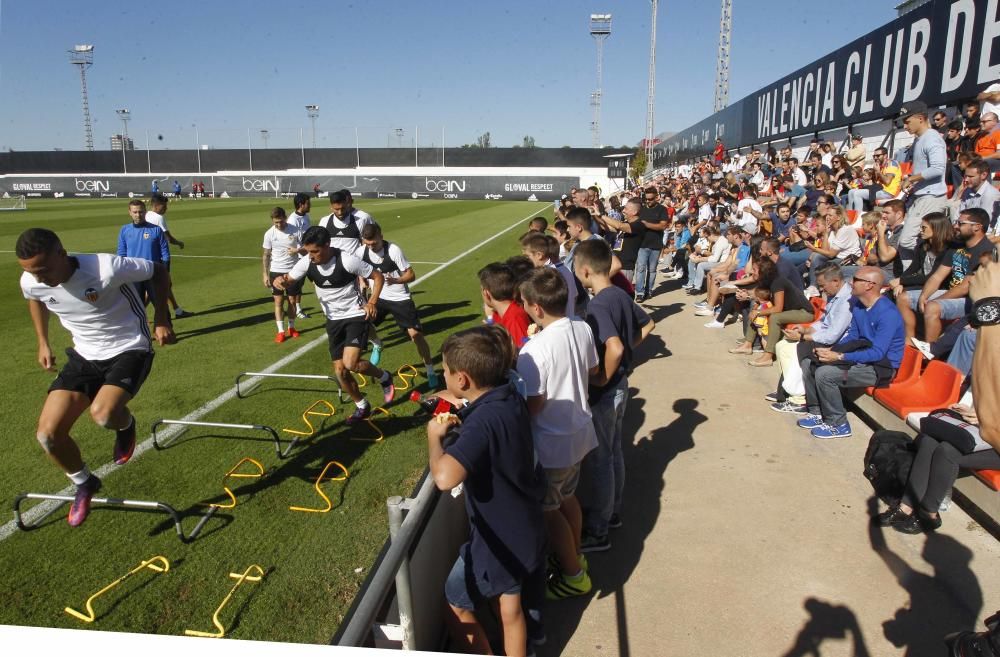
[184,565,265,638]
[64,556,170,623]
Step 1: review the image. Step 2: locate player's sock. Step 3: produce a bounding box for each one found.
[355,399,370,410]
[380,370,391,384]
[287,318,295,329]
[276,320,284,333]
[67,467,92,486]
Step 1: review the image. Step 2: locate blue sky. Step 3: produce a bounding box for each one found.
[0,0,897,152]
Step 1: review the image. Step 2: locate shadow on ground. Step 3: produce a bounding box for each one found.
[538,397,707,657]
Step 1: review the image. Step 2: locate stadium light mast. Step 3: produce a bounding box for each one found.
[713,0,732,113]
[305,105,319,148]
[260,129,269,149]
[68,45,95,151]
[116,108,130,174]
[589,13,612,149]
[644,1,658,172]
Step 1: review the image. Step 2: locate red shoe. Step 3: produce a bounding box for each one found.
[68,475,102,527]
[287,327,300,338]
[275,332,286,344]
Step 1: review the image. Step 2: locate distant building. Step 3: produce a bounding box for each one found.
[110,134,134,151]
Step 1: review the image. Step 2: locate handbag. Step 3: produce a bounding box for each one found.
[919,409,992,454]
[863,430,916,505]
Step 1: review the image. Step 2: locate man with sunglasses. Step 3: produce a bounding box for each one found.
[908,208,995,344]
[797,266,905,439]
[634,188,669,303]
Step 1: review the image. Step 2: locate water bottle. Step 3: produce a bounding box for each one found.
[410,391,455,416]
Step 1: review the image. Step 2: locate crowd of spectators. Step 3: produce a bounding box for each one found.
[427,90,1000,655]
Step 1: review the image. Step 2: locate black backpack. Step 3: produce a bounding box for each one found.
[863,430,916,505]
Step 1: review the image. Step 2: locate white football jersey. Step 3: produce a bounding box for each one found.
[144,210,169,233]
[318,211,372,255]
[262,224,303,273]
[21,254,154,361]
[286,251,374,320]
[287,212,310,232]
[359,242,412,302]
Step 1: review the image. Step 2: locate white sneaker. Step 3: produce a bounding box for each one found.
[694,308,715,316]
[296,309,309,319]
[693,300,709,308]
[704,320,725,328]
[910,337,935,360]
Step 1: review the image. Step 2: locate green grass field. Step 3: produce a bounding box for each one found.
[0,196,547,642]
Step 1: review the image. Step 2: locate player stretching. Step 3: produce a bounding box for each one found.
[17,228,175,526]
[262,207,303,343]
[275,226,396,422]
[359,223,439,387]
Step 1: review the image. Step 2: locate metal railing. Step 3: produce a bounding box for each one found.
[336,470,441,649]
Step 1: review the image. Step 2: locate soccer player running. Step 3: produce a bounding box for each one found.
[145,194,192,318]
[262,207,304,343]
[359,222,439,387]
[275,226,396,422]
[319,189,386,363]
[17,228,175,527]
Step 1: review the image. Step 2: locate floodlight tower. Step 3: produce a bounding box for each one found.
[260,129,270,148]
[713,0,732,112]
[305,105,319,148]
[589,14,612,148]
[115,109,130,173]
[644,1,658,170]
[68,45,95,151]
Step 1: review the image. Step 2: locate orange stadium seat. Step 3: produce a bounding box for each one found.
[873,359,963,418]
[899,161,913,176]
[864,345,923,395]
[973,469,1000,492]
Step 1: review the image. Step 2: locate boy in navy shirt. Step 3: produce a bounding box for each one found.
[572,239,655,549]
[428,325,545,657]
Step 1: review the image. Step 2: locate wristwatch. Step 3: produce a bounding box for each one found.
[971,297,1000,328]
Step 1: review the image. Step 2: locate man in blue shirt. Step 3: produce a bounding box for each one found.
[899,100,949,250]
[117,199,169,306]
[770,263,854,413]
[797,266,905,439]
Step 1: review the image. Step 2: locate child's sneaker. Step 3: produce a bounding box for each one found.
[546,569,592,600]
[67,475,102,527]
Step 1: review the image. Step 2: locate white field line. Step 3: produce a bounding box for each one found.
[0,204,546,541]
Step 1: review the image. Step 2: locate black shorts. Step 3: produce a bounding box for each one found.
[49,348,155,401]
[269,272,304,297]
[374,298,422,331]
[134,280,155,306]
[325,317,369,360]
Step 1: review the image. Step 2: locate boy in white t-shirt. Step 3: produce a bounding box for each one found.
[262,207,304,343]
[515,267,599,600]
